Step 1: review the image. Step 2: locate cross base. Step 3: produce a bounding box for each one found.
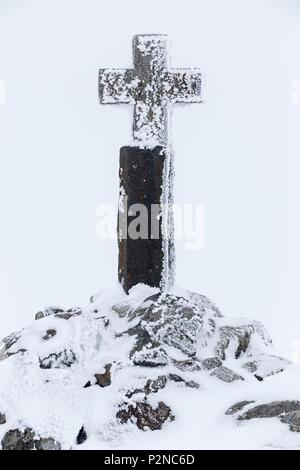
[118,146,172,293]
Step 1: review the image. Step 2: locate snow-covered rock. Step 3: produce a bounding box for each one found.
[0,284,293,449]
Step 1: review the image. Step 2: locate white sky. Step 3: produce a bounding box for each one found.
[0,0,300,357]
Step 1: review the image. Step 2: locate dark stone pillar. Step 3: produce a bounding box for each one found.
[118,146,168,294]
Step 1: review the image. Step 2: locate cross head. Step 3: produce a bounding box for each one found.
[99,34,202,147]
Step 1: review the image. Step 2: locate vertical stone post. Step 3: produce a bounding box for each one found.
[118,146,173,293]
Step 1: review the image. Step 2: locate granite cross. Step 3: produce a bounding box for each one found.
[99,34,202,293]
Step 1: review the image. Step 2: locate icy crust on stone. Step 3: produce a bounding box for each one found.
[99,35,201,148]
[0,285,291,449]
[160,147,175,292]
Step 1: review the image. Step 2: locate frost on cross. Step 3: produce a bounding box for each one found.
[98,34,202,293]
[99,34,202,147]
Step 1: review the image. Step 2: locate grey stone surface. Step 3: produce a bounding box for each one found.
[171,358,202,372]
[127,324,168,367]
[144,376,168,394]
[215,323,271,361]
[201,357,222,371]
[280,410,300,432]
[242,353,289,381]
[1,428,35,450]
[0,331,22,360]
[185,380,200,389]
[95,364,112,387]
[117,400,174,431]
[35,306,64,320]
[39,349,77,369]
[126,375,167,398]
[210,366,244,383]
[225,401,255,416]
[1,427,62,451]
[35,306,81,321]
[168,373,185,383]
[35,437,61,450]
[238,401,300,421]
[0,412,6,424]
[126,294,206,358]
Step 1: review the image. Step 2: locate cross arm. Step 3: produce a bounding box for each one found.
[98,68,137,104]
[166,69,202,103]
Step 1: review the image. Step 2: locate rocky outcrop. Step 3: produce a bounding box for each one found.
[210,366,244,383]
[241,353,289,381]
[225,401,255,416]
[238,401,300,420]
[0,286,292,449]
[227,400,300,433]
[39,349,77,369]
[1,428,61,450]
[35,306,82,321]
[280,411,300,432]
[116,401,174,431]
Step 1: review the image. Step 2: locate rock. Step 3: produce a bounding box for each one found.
[118,292,273,371]
[225,401,255,415]
[171,358,201,372]
[168,373,200,389]
[95,316,110,327]
[280,411,300,432]
[66,307,82,315]
[55,312,81,320]
[35,306,81,321]
[1,428,35,450]
[185,380,200,389]
[0,331,22,360]
[1,427,61,450]
[42,329,57,340]
[3,348,27,360]
[76,426,87,445]
[112,302,133,318]
[35,437,61,450]
[131,345,168,367]
[0,412,6,424]
[39,349,77,369]
[242,353,289,381]
[214,322,271,361]
[137,294,203,356]
[144,375,167,394]
[127,325,168,367]
[168,373,185,383]
[95,364,112,387]
[238,401,300,420]
[35,306,65,320]
[122,293,217,363]
[201,357,222,371]
[126,375,167,398]
[210,366,244,383]
[117,401,174,431]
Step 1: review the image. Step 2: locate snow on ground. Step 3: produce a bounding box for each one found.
[0,284,299,450]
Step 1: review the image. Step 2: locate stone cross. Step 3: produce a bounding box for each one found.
[99,34,201,147]
[99,35,202,293]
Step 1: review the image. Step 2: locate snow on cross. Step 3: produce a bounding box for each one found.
[98,35,202,294]
[99,34,202,146]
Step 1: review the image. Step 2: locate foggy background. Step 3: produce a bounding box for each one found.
[0,0,300,358]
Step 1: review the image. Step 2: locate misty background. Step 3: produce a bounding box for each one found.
[0,0,300,358]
